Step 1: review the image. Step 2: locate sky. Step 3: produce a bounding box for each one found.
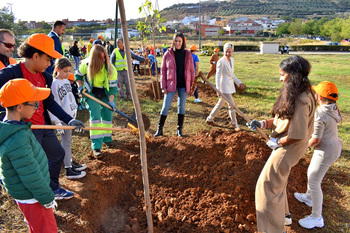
[0,0,205,22]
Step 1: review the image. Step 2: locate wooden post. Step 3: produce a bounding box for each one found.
[117,1,154,232]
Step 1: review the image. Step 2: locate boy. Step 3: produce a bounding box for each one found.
[190,45,202,103]
[0,79,58,232]
[0,33,85,200]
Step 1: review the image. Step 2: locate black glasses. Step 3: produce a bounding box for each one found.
[0,41,16,49]
[23,101,39,110]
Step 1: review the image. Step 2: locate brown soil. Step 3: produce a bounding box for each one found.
[55,128,312,233]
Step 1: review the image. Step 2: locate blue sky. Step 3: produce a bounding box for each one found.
[0,0,208,22]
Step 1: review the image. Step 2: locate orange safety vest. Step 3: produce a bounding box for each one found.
[0,57,17,70]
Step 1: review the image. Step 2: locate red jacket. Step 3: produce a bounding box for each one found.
[161,48,195,93]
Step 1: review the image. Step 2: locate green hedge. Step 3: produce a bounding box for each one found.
[290,45,350,51]
[201,45,260,52]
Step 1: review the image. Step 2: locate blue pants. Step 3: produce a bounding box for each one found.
[32,129,65,191]
[73,56,80,70]
[160,87,188,115]
[151,63,160,75]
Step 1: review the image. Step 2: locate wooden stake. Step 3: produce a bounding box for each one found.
[198,71,270,142]
[117,1,154,232]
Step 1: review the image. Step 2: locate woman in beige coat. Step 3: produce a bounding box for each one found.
[248,55,316,233]
[206,43,245,130]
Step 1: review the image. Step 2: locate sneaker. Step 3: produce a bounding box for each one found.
[285,213,292,226]
[294,192,312,207]
[206,119,218,126]
[72,160,87,171]
[233,124,241,131]
[65,167,86,179]
[53,187,74,200]
[93,149,103,159]
[194,98,202,103]
[298,214,324,229]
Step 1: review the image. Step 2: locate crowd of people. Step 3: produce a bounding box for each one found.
[0,23,343,233]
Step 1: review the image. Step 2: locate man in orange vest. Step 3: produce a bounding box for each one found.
[0,29,16,70]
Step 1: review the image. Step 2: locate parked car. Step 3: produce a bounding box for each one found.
[324,42,341,45]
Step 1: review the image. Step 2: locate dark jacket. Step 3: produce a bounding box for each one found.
[70,45,80,57]
[0,63,73,124]
[0,121,54,205]
[46,31,63,74]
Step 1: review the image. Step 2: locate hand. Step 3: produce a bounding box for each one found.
[78,86,84,96]
[55,121,65,135]
[246,120,261,131]
[43,200,57,209]
[266,137,279,150]
[239,83,246,90]
[68,119,85,133]
[162,89,167,94]
[108,101,117,111]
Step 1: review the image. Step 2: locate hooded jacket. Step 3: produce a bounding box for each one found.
[0,121,54,205]
[161,48,195,93]
[312,103,342,152]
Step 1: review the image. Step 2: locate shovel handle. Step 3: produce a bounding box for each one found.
[31,125,133,132]
[198,71,269,142]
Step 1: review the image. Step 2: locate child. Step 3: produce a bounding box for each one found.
[0,79,58,232]
[49,57,87,179]
[68,73,84,110]
[0,33,85,200]
[208,48,219,79]
[294,81,342,229]
[190,45,202,103]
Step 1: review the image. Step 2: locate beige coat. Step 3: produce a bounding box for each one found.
[215,56,242,94]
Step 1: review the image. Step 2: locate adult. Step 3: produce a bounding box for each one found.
[75,45,118,159]
[46,20,66,74]
[154,32,195,137]
[87,38,94,57]
[93,35,106,47]
[106,41,114,57]
[110,38,147,101]
[69,40,80,70]
[162,43,168,55]
[0,29,16,69]
[206,43,245,130]
[0,33,85,200]
[248,55,316,233]
[207,48,219,80]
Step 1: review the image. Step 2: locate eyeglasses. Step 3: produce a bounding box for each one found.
[0,41,16,49]
[23,101,39,110]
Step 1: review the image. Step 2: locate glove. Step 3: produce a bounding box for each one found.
[68,119,85,133]
[247,119,267,131]
[108,101,117,111]
[43,200,57,209]
[266,137,279,150]
[55,121,65,135]
[78,86,84,96]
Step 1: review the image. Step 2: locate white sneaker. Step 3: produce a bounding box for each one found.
[294,192,312,207]
[299,214,324,229]
[285,213,292,226]
[194,98,202,103]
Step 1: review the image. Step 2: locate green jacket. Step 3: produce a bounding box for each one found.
[0,121,54,205]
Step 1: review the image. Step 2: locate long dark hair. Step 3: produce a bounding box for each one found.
[272,55,314,119]
[171,32,186,51]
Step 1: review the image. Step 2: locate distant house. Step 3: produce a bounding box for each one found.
[199,24,221,36]
[224,21,263,36]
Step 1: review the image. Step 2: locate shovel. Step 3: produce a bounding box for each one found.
[82,90,151,130]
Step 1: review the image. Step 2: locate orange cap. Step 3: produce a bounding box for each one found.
[190,45,198,51]
[214,48,219,52]
[313,81,338,100]
[67,73,75,81]
[90,38,95,42]
[27,34,62,59]
[98,35,103,40]
[149,45,154,50]
[0,79,51,107]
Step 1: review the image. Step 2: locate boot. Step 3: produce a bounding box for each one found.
[154,115,167,137]
[176,114,185,137]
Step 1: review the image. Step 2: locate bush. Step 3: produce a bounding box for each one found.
[290,45,350,51]
[201,45,260,52]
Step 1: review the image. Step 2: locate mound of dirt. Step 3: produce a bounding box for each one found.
[56,130,309,233]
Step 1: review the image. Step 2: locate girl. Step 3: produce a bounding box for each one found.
[206,43,245,131]
[75,45,118,159]
[70,40,80,70]
[49,57,86,179]
[154,32,195,137]
[294,81,342,229]
[248,55,316,232]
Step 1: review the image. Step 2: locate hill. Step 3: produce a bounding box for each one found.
[160,0,350,20]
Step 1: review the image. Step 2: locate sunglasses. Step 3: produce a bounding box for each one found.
[0,41,16,49]
[23,101,39,110]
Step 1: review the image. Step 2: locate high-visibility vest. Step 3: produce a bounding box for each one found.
[0,57,16,70]
[114,49,127,71]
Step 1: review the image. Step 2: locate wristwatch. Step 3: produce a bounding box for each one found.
[276,138,283,147]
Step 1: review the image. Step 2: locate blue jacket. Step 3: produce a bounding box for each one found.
[0,63,73,124]
[0,121,54,205]
[46,31,63,74]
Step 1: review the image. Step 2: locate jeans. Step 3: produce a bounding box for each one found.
[73,56,80,70]
[160,87,188,115]
[32,129,65,191]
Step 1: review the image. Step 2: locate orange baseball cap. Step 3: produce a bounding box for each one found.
[0,79,51,108]
[27,34,62,59]
[90,38,95,42]
[67,73,75,81]
[312,81,338,100]
[149,45,154,50]
[98,35,103,40]
[190,45,198,51]
[214,48,219,52]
